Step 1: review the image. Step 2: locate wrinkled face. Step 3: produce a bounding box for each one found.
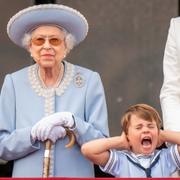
[29,25,67,68]
[127,114,159,155]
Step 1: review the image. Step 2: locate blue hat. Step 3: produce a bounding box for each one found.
[7,4,89,48]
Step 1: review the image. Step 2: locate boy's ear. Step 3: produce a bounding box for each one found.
[124,131,129,142]
[126,135,129,142]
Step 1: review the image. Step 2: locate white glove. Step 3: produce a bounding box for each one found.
[31,112,74,141]
[47,126,66,143]
[31,125,66,143]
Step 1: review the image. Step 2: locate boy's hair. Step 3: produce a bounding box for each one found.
[121,104,161,135]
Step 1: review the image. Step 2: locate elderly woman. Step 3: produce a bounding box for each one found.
[0,4,109,177]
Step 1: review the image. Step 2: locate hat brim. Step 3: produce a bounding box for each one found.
[7,4,88,48]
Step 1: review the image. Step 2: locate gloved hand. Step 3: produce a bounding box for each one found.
[47,126,66,143]
[31,125,66,143]
[31,112,74,141]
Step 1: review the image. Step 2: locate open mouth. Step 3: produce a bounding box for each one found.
[141,137,152,147]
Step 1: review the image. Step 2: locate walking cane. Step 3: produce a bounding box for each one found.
[42,129,75,177]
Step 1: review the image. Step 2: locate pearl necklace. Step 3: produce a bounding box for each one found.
[28,61,75,97]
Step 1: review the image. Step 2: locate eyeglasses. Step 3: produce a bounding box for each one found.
[31,36,64,46]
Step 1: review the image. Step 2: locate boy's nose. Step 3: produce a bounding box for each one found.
[142,126,150,132]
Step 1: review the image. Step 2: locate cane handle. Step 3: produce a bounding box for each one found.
[65,129,75,148]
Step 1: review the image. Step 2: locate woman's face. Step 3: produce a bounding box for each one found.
[127,114,159,155]
[29,25,66,68]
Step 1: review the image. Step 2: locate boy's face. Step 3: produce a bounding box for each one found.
[127,114,159,155]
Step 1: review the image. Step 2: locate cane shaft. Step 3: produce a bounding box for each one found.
[42,131,75,177]
[43,140,52,178]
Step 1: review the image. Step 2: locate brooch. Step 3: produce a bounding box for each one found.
[74,72,85,88]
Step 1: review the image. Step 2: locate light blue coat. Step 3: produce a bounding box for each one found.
[0,61,109,177]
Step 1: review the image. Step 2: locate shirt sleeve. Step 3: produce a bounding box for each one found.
[159,144,180,175]
[99,150,117,173]
[169,145,180,169]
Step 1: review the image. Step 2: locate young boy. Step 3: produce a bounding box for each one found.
[81,104,180,177]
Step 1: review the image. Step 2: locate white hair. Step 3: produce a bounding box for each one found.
[22,26,76,54]
[65,33,76,53]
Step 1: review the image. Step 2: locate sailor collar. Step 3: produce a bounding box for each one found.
[121,150,161,166]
